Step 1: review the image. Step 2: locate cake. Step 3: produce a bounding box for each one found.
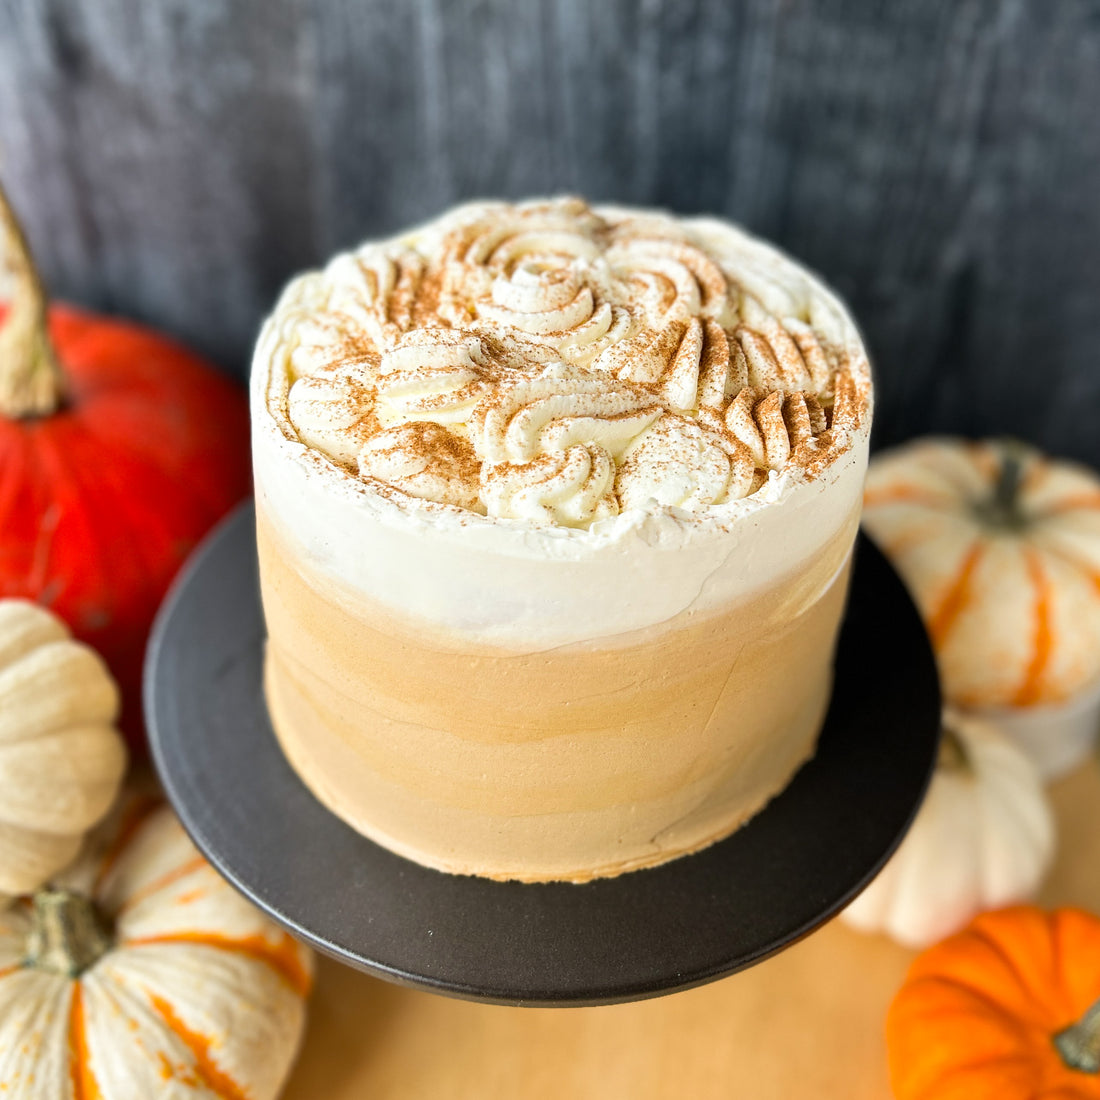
[251,197,873,883]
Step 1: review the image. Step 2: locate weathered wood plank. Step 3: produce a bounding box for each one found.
[1,0,1098,464]
[0,0,318,360]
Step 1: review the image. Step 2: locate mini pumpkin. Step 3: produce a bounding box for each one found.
[863,437,1100,776]
[842,708,1054,948]
[0,183,251,752]
[887,906,1100,1099]
[0,798,313,1098]
[0,599,127,896]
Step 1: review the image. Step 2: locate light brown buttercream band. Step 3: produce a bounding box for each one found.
[258,506,857,882]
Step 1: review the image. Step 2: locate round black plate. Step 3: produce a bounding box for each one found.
[146,502,940,1007]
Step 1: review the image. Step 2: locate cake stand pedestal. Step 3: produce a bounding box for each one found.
[146,501,940,1007]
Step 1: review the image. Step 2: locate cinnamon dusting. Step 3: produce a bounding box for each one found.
[275,198,871,527]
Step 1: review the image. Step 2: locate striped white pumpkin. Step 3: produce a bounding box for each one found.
[0,599,127,895]
[0,801,312,1099]
[863,438,1100,709]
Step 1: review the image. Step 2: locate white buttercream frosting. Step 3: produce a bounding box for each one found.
[616,413,754,512]
[252,197,873,647]
[264,198,868,526]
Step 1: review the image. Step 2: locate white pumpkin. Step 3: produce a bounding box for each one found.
[0,599,127,895]
[841,708,1055,949]
[0,799,313,1098]
[863,437,1100,777]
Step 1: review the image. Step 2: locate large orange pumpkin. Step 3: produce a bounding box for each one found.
[0,185,251,750]
[887,906,1100,1099]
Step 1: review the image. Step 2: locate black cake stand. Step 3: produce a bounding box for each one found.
[146,502,940,1008]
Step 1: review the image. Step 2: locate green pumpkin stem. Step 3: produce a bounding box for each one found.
[24,888,112,978]
[936,721,970,772]
[0,180,65,419]
[1055,996,1100,1075]
[973,439,1030,531]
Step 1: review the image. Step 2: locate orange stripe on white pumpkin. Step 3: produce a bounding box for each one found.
[1014,552,1054,707]
[156,1051,177,1083]
[68,985,103,1100]
[126,931,313,999]
[1040,492,1100,515]
[929,542,985,649]
[115,854,206,916]
[148,992,249,1100]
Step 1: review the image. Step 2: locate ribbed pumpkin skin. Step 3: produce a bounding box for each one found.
[887,907,1100,1100]
[0,305,251,750]
[0,801,313,1100]
[0,599,127,895]
[863,438,1100,708]
[842,711,1054,949]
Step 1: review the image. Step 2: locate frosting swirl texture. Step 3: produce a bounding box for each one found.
[273,197,871,528]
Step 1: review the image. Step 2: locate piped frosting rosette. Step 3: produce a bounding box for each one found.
[268,197,870,530]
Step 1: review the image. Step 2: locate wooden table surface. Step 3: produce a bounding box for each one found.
[283,756,1100,1100]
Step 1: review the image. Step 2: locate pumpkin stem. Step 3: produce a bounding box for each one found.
[974,439,1031,531]
[24,888,112,978]
[937,721,970,773]
[0,180,65,419]
[1055,997,1100,1075]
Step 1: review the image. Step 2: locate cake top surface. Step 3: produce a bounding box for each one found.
[262,197,871,531]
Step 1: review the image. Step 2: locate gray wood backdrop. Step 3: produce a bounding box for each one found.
[2,0,1099,463]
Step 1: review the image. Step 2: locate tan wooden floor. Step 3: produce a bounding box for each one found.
[284,756,1100,1100]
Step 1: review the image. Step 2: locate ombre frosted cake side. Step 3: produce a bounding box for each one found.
[250,197,873,882]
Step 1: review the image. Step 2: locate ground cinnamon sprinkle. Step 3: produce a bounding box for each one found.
[279,198,870,524]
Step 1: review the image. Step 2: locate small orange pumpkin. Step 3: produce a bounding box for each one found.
[887,906,1100,1099]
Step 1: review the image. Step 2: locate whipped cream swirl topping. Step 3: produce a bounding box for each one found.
[274,197,869,529]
